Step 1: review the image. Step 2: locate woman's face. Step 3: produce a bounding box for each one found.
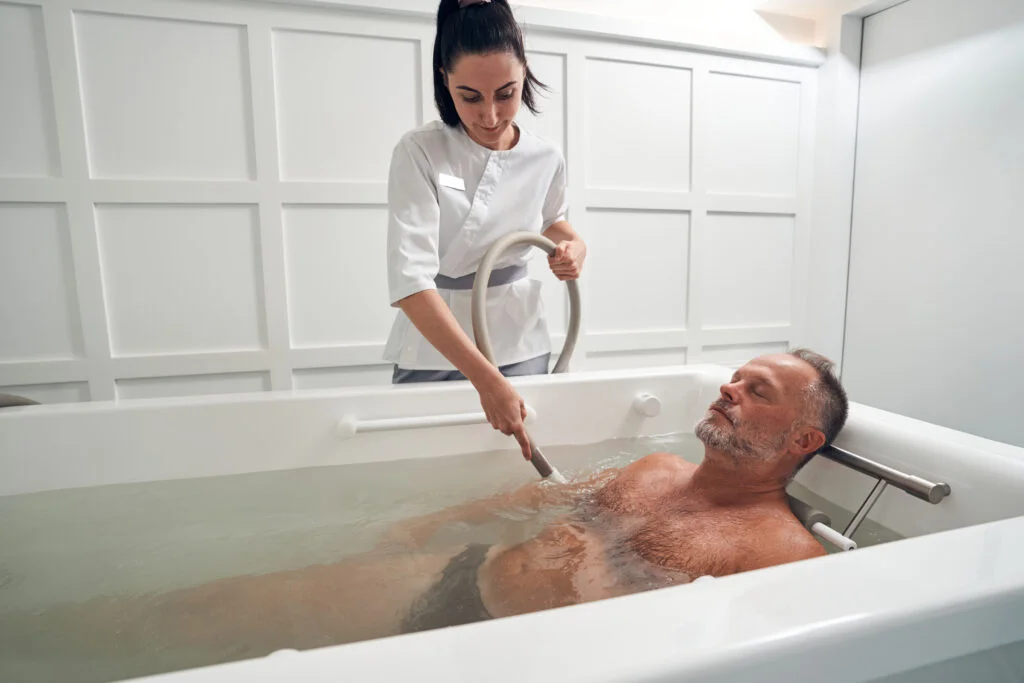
[444,51,524,150]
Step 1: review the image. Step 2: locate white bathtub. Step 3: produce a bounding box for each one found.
[2,364,1024,683]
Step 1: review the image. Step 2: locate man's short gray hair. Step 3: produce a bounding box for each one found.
[789,348,849,450]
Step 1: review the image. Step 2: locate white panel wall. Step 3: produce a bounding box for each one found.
[703,214,795,328]
[0,0,819,403]
[585,59,692,192]
[0,203,82,360]
[76,12,257,180]
[706,73,801,195]
[116,372,271,400]
[283,205,392,346]
[843,0,1024,447]
[578,44,816,372]
[586,210,690,334]
[97,204,267,355]
[0,3,60,177]
[272,30,420,182]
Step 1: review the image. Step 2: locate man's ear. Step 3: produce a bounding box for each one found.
[794,427,826,457]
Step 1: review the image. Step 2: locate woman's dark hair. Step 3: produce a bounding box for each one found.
[433,0,547,127]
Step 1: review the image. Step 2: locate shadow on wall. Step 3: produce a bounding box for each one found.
[754,10,819,45]
[0,394,40,408]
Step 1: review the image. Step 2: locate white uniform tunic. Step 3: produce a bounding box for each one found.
[384,120,567,371]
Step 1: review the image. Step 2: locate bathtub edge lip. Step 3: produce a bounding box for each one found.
[0,363,732,417]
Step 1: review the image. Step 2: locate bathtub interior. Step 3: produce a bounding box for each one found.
[2,363,1024,683]
[3,364,1024,595]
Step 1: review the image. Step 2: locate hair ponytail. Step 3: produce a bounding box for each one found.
[433,0,547,127]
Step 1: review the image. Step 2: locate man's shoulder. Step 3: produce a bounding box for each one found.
[744,516,827,571]
[612,453,696,493]
[633,452,698,474]
[776,522,828,559]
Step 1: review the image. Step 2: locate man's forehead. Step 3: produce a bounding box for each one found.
[738,355,816,391]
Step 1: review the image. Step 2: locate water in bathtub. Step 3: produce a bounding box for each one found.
[0,433,900,683]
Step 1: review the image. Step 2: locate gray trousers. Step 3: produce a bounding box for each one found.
[392,353,550,384]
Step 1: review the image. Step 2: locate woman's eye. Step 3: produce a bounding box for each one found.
[462,96,482,104]
[498,91,515,100]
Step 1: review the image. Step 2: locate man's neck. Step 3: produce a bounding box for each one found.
[682,449,791,508]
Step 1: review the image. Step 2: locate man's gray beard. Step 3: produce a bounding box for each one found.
[694,412,787,462]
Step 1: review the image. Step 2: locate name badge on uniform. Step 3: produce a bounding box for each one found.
[438,173,466,192]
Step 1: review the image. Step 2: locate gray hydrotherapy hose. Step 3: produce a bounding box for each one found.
[471,232,582,484]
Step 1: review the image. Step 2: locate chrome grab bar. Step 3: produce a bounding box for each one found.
[791,445,952,552]
[822,445,951,504]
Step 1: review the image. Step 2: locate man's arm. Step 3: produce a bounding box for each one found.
[377,468,619,550]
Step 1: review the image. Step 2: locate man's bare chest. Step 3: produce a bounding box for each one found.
[594,489,758,578]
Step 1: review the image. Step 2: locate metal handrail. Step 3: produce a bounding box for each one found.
[793,446,952,550]
[822,445,951,504]
[336,406,537,439]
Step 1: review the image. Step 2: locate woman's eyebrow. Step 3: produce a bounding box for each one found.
[455,80,517,94]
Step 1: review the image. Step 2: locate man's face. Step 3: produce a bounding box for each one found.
[695,355,819,462]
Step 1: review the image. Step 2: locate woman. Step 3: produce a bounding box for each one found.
[384,0,586,459]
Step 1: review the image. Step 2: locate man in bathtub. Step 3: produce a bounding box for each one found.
[1,349,848,666]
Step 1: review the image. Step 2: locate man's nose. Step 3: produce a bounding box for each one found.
[719,382,737,403]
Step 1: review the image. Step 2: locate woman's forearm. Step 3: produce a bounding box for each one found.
[397,289,502,388]
[542,220,581,245]
[397,286,533,460]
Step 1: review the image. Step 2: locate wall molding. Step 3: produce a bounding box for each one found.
[0,0,820,401]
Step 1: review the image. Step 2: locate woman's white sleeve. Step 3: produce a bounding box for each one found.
[542,154,568,229]
[387,137,440,307]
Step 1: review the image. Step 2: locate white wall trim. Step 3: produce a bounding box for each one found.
[41,1,116,401]
[247,17,294,391]
[683,64,711,365]
[0,360,90,386]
